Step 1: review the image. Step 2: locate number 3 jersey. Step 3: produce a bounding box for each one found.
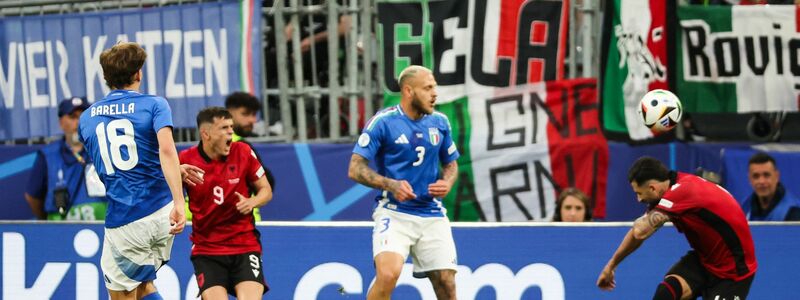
[352,105,460,217]
[79,90,174,228]
[179,142,265,256]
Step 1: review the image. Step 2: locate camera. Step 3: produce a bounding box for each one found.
[53,186,70,217]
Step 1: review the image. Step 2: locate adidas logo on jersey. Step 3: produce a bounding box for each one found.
[394,134,409,144]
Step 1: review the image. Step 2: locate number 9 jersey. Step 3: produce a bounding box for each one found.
[353,105,460,217]
[79,90,174,228]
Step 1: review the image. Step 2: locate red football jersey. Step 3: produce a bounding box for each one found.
[654,172,757,281]
[180,142,265,256]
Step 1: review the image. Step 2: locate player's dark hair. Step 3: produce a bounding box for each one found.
[196,106,232,128]
[224,92,262,112]
[553,187,593,222]
[628,156,670,186]
[748,152,777,169]
[100,42,146,90]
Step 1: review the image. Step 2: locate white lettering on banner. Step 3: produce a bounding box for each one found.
[183,30,205,97]
[204,29,228,96]
[0,41,71,109]
[294,262,364,300]
[56,41,72,99]
[137,30,164,95]
[295,262,564,299]
[1,29,229,108]
[164,30,185,98]
[83,35,109,102]
[25,41,49,109]
[0,42,19,109]
[3,232,71,299]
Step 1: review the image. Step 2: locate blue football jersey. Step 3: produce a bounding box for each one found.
[79,90,174,228]
[353,105,460,217]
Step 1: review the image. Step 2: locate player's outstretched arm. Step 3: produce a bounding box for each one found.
[157,127,186,234]
[348,153,416,201]
[597,210,669,291]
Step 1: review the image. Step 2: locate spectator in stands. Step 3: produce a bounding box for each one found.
[224,92,276,222]
[225,91,263,141]
[24,97,107,220]
[742,152,800,221]
[552,187,592,222]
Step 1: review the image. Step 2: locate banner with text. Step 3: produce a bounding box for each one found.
[439,79,608,221]
[377,0,569,104]
[375,0,584,221]
[2,223,797,299]
[677,5,800,113]
[0,0,261,139]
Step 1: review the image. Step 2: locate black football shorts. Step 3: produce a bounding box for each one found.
[191,252,269,296]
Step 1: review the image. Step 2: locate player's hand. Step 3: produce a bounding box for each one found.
[596,265,616,291]
[180,164,205,187]
[388,179,416,202]
[428,179,452,198]
[168,205,186,235]
[234,192,256,215]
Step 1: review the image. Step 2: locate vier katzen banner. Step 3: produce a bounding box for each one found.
[0,0,261,139]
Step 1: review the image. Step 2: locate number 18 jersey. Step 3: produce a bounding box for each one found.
[79,90,174,228]
[353,105,460,217]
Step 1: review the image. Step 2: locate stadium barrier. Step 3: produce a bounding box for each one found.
[1,222,797,299]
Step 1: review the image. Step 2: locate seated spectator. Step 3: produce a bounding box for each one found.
[553,187,593,222]
[24,97,107,220]
[742,152,800,221]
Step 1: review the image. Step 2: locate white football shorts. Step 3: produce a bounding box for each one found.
[372,203,458,277]
[101,202,175,291]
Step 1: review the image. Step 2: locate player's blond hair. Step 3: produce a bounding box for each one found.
[397,65,432,89]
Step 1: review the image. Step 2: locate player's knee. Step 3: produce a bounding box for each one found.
[374,268,401,287]
[653,276,683,300]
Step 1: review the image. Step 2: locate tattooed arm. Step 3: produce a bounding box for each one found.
[348,153,416,201]
[598,210,670,290]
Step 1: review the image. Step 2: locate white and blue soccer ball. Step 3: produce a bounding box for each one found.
[638,89,683,134]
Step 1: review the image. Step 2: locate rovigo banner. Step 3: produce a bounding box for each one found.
[601,0,669,140]
[0,0,261,140]
[677,5,800,113]
[435,79,608,221]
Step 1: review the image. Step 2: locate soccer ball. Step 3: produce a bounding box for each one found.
[638,89,683,134]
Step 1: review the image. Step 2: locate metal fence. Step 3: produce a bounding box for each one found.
[0,0,603,144]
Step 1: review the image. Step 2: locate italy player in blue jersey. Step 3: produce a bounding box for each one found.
[79,42,190,300]
[349,65,460,300]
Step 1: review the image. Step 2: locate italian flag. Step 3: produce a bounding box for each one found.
[602,0,669,140]
[376,0,607,221]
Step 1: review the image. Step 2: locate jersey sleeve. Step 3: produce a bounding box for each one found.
[655,182,696,215]
[25,151,47,199]
[437,114,460,165]
[244,144,265,184]
[151,97,174,131]
[352,116,384,161]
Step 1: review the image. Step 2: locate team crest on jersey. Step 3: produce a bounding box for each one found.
[228,165,237,174]
[428,128,440,146]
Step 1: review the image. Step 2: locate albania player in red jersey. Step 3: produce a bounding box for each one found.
[597,157,757,300]
[179,107,272,299]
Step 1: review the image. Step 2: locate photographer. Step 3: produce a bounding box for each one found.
[24,97,107,220]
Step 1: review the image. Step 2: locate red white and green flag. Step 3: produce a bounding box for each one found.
[602,0,669,140]
[676,5,800,113]
[377,0,608,221]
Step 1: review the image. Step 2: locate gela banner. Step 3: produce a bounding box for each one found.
[376,0,609,221]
